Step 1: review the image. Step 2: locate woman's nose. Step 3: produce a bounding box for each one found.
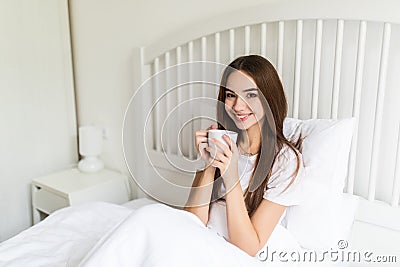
[233,96,248,110]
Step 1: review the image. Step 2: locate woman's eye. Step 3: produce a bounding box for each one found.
[247,93,258,98]
[226,93,236,98]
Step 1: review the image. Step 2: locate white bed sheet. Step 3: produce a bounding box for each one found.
[78,203,268,267]
[0,199,343,267]
[0,201,137,267]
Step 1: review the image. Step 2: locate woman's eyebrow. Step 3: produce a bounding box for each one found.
[224,88,258,93]
[243,88,258,92]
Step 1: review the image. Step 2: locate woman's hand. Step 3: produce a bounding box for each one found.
[206,134,240,189]
[195,124,216,168]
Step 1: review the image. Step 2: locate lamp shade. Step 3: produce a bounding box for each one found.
[79,125,103,157]
[78,125,104,173]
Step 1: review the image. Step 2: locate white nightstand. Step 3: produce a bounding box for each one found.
[31,168,131,224]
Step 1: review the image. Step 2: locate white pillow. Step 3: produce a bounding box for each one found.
[284,117,356,194]
[283,117,358,250]
[286,191,359,251]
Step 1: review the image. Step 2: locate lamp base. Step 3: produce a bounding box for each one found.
[78,156,104,173]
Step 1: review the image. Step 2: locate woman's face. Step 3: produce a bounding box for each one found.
[224,70,265,130]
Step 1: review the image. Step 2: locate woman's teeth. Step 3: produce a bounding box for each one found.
[236,114,251,121]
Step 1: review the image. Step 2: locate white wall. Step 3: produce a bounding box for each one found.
[69,0,279,195]
[0,0,77,241]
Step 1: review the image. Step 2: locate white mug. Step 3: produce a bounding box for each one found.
[208,129,238,160]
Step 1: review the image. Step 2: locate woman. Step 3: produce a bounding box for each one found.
[74,55,305,266]
[184,55,304,257]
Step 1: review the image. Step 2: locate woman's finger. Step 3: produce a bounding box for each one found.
[222,134,239,155]
[199,142,208,150]
[207,124,216,130]
[195,130,208,137]
[210,159,222,169]
[215,150,228,163]
[206,146,227,162]
[205,146,216,159]
[198,143,208,155]
[211,138,231,157]
[195,137,208,145]
[222,135,233,150]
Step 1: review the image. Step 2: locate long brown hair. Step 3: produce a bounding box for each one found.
[212,55,302,216]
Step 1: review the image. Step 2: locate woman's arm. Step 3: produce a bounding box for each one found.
[225,182,286,256]
[209,135,286,256]
[185,124,218,224]
[183,166,216,225]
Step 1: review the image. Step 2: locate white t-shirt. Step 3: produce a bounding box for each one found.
[207,145,304,240]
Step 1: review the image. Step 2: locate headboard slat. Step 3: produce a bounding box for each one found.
[200,37,207,130]
[368,23,391,201]
[331,19,344,119]
[347,21,367,194]
[164,52,172,155]
[260,23,267,58]
[244,26,251,55]
[293,20,303,119]
[153,58,161,152]
[201,37,207,62]
[277,21,285,77]
[229,29,235,62]
[214,33,221,97]
[215,33,221,63]
[311,19,323,119]
[187,42,195,159]
[176,47,183,158]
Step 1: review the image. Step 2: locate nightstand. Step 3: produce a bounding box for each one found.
[31,168,131,224]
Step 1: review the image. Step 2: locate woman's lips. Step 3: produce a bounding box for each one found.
[235,113,252,122]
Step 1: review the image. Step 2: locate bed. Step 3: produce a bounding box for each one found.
[1,0,400,266]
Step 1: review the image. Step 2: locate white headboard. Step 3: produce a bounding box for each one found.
[124,0,400,231]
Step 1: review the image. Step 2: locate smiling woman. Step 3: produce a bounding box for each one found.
[185,55,304,257]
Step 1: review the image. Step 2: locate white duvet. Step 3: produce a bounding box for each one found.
[0,200,338,267]
[0,202,130,266]
[79,203,267,267]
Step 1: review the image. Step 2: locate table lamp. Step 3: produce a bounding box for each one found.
[78,125,104,173]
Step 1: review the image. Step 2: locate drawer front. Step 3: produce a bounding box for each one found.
[33,186,68,214]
